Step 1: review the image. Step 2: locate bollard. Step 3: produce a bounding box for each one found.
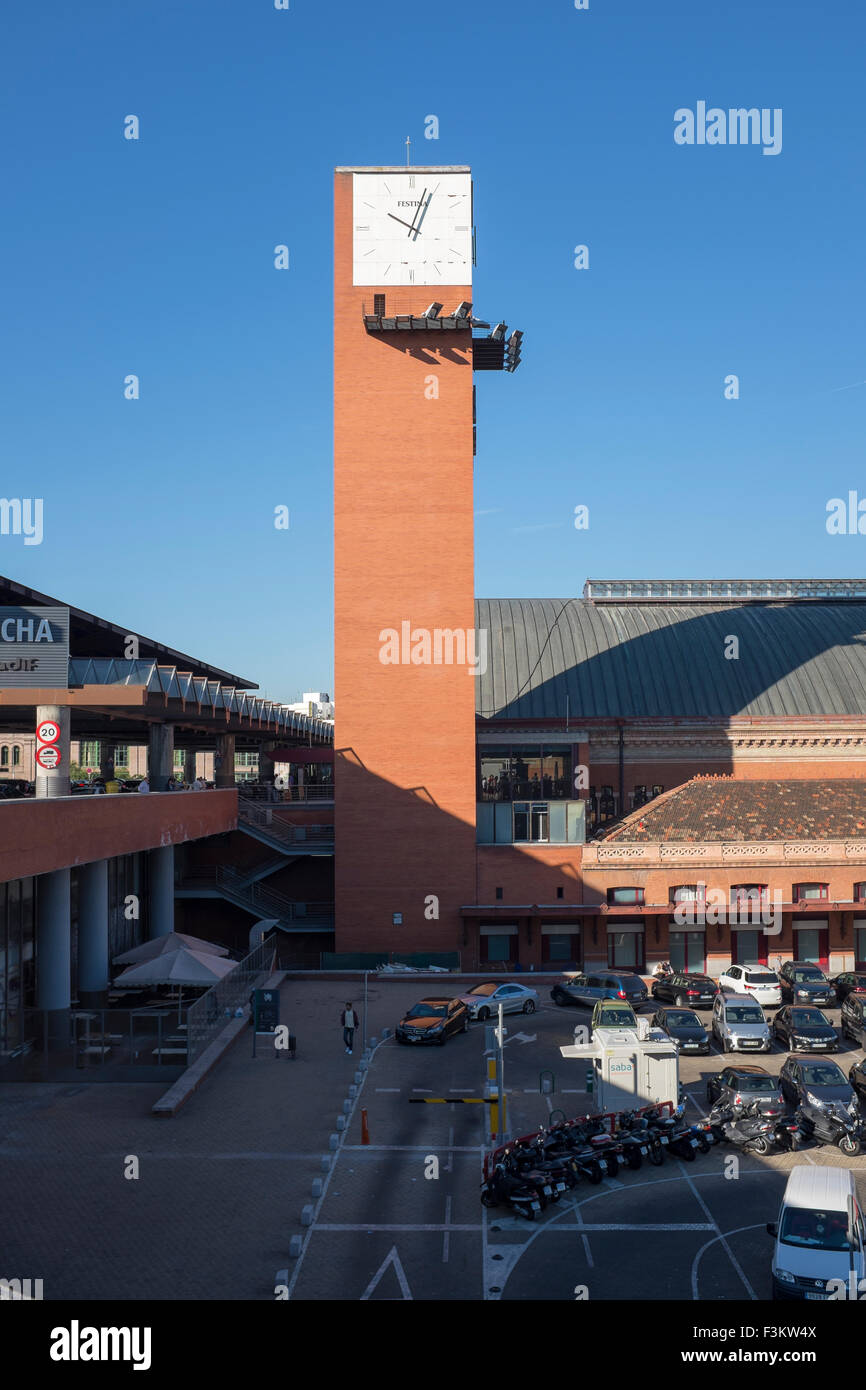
[336,1116,346,1131]
[289,1236,302,1259]
[328,1132,340,1150]
[361,1108,370,1145]
[354,1071,363,1085]
[320,1155,331,1171]
[343,1099,352,1113]
[359,1059,369,1072]
[311,1178,323,1198]
[300,1205,314,1227]
[381,1027,391,1040]
[276,1268,288,1288]
[348,1084,358,1098]
[369,1036,378,1048]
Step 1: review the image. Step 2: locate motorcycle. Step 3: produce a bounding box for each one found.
[480,1160,544,1220]
[611,1111,652,1169]
[795,1101,862,1156]
[708,1098,786,1155]
[618,1110,665,1165]
[644,1104,700,1160]
[571,1116,621,1177]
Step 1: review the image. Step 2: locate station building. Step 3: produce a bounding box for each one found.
[0,574,333,1063]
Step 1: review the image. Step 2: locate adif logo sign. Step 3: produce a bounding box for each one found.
[674,103,782,156]
[50,1321,151,1371]
[379,623,488,676]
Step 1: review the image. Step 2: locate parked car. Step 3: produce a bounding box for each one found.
[778,961,835,1008]
[457,981,538,1020]
[848,1058,866,1105]
[840,992,866,1049]
[833,972,866,1004]
[550,971,648,1010]
[779,1056,857,1111]
[651,1006,710,1054]
[650,972,717,1009]
[768,1166,866,1301]
[590,998,637,1033]
[717,963,782,1008]
[706,1063,783,1110]
[772,1006,838,1053]
[395,997,468,1045]
[0,778,33,798]
[711,991,772,1053]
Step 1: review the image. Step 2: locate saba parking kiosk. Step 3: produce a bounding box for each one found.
[560,1017,680,1113]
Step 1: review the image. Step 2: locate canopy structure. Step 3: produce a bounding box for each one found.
[112,932,229,966]
[113,946,236,988]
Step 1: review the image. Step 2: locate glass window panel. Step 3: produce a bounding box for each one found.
[542,746,571,800]
[856,928,866,968]
[486,935,511,963]
[511,748,542,800]
[479,747,511,801]
[609,931,641,968]
[530,803,549,842]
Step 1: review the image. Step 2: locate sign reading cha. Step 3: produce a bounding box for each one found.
[0,607,69,688]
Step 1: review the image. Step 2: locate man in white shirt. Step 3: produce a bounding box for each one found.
[341,1002,359,1055]
[138,777,150,793]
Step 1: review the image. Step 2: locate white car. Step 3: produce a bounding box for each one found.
[457,982,539,1020]
[717,963,782,1008]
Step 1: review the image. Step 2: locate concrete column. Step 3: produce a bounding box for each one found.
[35,704,70,799]
[99,741,115,782]
[183,749,196,784]
[78,859,110,1006]
[215,732,235,789]
[148,846,174,939]
[148,723,174,792]
[36,868,71,1011]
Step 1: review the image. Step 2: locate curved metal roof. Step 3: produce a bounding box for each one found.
[475,598,866,720]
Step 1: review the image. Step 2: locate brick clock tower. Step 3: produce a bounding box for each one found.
[334,164,483,960]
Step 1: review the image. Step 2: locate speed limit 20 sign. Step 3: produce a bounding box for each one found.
[37,719,60,744]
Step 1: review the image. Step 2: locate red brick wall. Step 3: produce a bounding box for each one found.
[334,169,477,952]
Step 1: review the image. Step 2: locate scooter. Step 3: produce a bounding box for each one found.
[611,1112,650,1169]
[795,1101,862,1156]
[571,1116,621,1177]
[480,1160,543,1220]
[644,1104,699,1160]
[708,1098,783,1155]
[618,1110,665,1165]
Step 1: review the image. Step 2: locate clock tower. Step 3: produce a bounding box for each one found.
[333,165,478,957]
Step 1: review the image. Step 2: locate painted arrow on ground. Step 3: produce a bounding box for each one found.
[504,1032,537,1045]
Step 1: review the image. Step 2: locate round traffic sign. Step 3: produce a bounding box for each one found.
[36,719,60,744]
[36,744,62,770]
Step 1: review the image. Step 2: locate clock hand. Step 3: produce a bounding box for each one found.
[407,187,428,237]
[387,212,418,232]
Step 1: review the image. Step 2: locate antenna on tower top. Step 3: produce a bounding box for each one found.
[405,136,411,166]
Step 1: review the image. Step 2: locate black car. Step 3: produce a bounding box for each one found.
[650,972,717,1009]
[651,1007,709,1054]
[833,972,866,1004]
[706,1064,783,1109]
[550,971,648,1010]
[778,961,835,1008]
[848,1058,866,1104]
[395,997,468,1045]
[840,992,866,1049]
[779,1057,857,1111]
[772,1006,838,1053]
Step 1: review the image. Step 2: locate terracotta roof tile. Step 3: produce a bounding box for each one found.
[602,777,866,843]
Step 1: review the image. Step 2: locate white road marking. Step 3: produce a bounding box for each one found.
[449,1088,476,1093]
[446,1126,454,1173]
[681,1165,757,1300]
[360,1245,413,1300]
[375,1088,401,1093]
[318,1223,482,1232]
[412,1088,433,1093]
[443,1197,452,1262]
[691,1223,769,1301]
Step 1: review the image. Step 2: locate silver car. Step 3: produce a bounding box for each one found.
[712,991,772,1054]
[457,982,539,1021]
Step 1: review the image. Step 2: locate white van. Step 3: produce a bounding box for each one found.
[768,1166,866,1300]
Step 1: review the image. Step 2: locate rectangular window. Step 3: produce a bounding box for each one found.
[856,927,866,970]
[373,294,386,315]
[479,747,511,800]
[607,931,644,970]
[794,883,828,901]
[607,887,645,906]
[669,931,706,974]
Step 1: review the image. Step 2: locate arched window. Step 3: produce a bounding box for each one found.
[12,746,20,766]
[0,746,8,766]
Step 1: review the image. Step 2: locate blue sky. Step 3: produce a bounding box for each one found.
[2,0,863,698]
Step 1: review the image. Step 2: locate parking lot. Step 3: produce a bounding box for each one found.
[288,985,866,1302]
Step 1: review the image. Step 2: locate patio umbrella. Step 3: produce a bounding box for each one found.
[113,946,237,1023]
[112,932,230,966]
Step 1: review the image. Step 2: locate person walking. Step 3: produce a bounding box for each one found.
[138,777,150,794]
[341,1001,359,1055]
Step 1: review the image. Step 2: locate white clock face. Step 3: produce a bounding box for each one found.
[352,171,472,286]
